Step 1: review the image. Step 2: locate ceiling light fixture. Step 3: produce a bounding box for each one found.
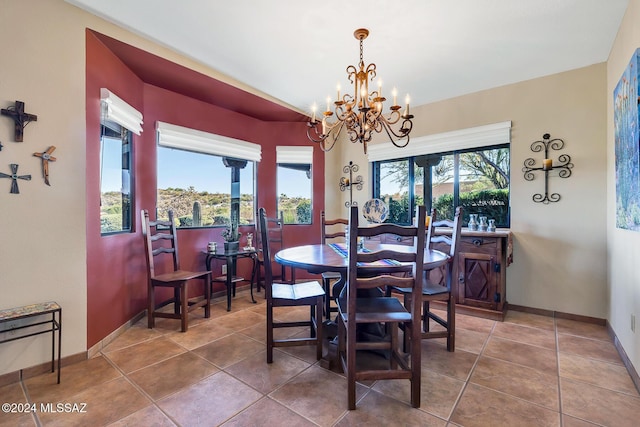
[307,28,414,154]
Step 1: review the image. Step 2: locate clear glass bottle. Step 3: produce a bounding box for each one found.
[468,214,478,231]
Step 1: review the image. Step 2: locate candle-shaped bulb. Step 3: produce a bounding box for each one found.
[326,96,331,112]
[336,83,341,101]
[311,103,317,123]
[360,86,368,108]
[377,79,383,98]
[403,94,411,117]
[392,87,398,106]
[321,117,327,135]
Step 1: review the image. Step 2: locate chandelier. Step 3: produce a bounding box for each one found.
[307,28,413,154]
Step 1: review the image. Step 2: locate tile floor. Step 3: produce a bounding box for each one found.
[1,289,640,426]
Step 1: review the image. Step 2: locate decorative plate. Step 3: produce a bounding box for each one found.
[362,198,389,223]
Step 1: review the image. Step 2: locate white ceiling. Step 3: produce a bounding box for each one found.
[67,0,628,115]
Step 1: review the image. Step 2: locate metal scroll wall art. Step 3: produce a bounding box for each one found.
[522,133,573,203]
[339,161,364,208]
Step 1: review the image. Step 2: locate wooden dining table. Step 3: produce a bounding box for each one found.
[275,242,450,369]
[275,242,450,296]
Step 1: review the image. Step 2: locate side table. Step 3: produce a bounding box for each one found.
[0,302,62,383]
[205,248,257,311]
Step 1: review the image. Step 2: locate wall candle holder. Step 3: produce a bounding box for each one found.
[339,161,363,208]
[522,133,573,204]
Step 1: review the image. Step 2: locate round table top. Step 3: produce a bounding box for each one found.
[274,243,449,274]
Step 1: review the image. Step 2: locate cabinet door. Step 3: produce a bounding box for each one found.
[457,251,497,310]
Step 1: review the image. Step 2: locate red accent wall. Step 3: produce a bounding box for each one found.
[86,30,324,347]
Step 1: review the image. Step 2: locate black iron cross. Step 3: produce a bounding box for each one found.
[1,101,38,142]
[0,164,31,194]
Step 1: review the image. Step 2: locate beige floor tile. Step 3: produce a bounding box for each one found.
[336,389,447,426]
[451,383,560,427]
[225,350,310,394]
[101,323,164,353]
[193,333,263,368]
[269,365,366,426]
[470,355,559,410]
[212,310,266,332]
[559,353,638,396]
[106,404,176,426]
[556,318,610,341]
[128,352,219,400]
[558,333,622,365]
[492,321,556,350]
[104,337,186,373]
[453,328,490,354]
[454,313,496,334]
[0,383,35,427]
[504,311,555,331]
[483,336,557,373]
[38,377,150,426]
[158,372,262,426]
[373,367,464,419]
[166,320,235,350]
[24,356,121,403]
[222,397,315,426]
[420,341,479,381]
[561,377,640,426]
[561,414,601,426]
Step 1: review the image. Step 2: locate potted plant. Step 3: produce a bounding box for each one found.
[222,222,241,252]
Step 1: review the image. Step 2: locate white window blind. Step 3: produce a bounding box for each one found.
[367,121,511,162]
[100,88,143,135]
[276,146,313,164]
[156,121,261,162]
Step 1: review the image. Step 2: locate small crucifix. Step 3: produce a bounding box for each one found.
[34,146,57,185]
[1,101,38,142]
[0,164,31,194]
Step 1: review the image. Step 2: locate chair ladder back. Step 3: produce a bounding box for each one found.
[321,211,348,243]
[258,208,274,299]
[141,210,180,277]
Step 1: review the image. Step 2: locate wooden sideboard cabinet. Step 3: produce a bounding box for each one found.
[432,228,512,320]
[366,228,512,320]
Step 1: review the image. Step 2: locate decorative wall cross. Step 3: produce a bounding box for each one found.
[33,146,57,185]
[1,101,38,142]
[0,164,31,194]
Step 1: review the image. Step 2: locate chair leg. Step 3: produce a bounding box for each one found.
[315,297,323,360]
[174,288,180,314]
[180,284,188,332]
[347,320,356,410]
[323,277,332,319]
[148,283,155,329]
[447,296,455,352]
[266,301,274,363]
[204,277,211,319]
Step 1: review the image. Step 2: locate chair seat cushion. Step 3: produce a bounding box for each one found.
[272,281,324,300]
[338,297,411,323]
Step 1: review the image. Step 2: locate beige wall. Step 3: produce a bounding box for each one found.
[607,0,640,373]
[0,0,265,376]
[334,64,609,320]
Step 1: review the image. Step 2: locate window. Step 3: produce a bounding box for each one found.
[100,120,133,234]
[373,145,510,226]
[155,122,260,228]
[276,146,313,224]
[99,88,142,235]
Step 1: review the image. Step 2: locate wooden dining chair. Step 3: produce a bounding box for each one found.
[392,206,462,352]
[337,205,426,410]
[141,209,211,332]
[255,211,295,292]
[259,207,325,363]
[320,210,349,318]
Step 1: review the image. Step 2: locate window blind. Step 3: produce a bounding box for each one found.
[100,88,143,135]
